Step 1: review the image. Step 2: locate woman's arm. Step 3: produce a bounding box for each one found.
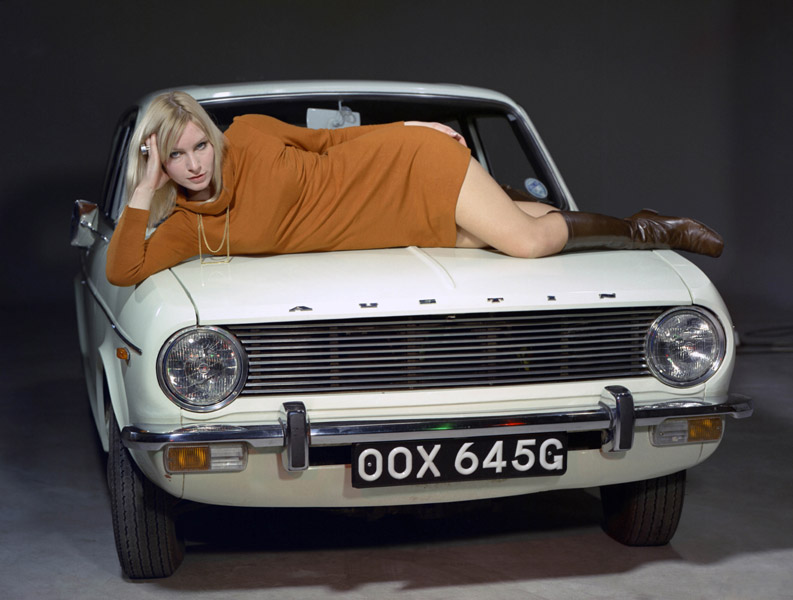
[106,208,197,286]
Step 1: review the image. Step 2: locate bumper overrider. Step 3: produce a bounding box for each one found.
[122,386,753,472]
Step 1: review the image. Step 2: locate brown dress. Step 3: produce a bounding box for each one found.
[106,115,472,286]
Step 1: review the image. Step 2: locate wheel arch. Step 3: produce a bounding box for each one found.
[95,339,132,452]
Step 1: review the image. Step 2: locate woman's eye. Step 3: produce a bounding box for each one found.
[196,141,207,150]
[169,151,181,159]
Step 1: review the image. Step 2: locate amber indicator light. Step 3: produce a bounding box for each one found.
[687,417,724,442]
[166,446,210,472]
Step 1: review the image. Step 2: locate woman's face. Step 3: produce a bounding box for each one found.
[164,120,215,200]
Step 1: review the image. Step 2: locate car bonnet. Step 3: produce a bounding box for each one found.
[167,248,694,325]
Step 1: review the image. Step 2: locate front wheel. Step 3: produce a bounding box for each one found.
[600,470,686,546]
[107,411,184,578]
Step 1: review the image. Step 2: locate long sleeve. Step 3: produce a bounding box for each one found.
[106,207,197,286]
[229,115,404,154]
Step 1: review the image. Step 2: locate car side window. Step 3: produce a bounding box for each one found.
[102,108,137,223]
[471,115,548,199]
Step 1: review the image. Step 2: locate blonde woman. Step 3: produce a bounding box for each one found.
[107,91,722,286]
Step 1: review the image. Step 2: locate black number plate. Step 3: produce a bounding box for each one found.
[352,433,567,489]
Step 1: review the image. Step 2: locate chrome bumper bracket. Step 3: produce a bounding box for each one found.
[280,402,309,472]
[600,385,636,452]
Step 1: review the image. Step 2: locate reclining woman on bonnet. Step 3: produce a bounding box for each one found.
[106,91,722,287]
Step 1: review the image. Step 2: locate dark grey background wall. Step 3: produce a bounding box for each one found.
[2,1,791,335]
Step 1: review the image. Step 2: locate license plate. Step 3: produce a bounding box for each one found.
[351,433,567,489]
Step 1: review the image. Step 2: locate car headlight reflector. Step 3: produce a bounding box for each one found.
[645,307,726,387]
[158,327,247,411]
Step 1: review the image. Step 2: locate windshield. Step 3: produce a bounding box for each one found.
[109,93,568,222]
[203,93,566,210]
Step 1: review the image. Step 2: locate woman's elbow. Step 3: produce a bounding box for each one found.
[106,266,144,287]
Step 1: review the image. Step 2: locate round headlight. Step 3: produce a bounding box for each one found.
[645,307,726,387]
[157,327,248,411]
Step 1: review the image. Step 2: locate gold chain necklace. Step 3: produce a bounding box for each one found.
[196,207,231,264]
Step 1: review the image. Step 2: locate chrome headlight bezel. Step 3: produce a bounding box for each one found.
[645,306,727,388]
[157,326,248,412]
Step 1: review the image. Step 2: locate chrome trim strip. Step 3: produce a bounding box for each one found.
[81,276,142,355]
[121,393,752,452]
[309,409,609,445]
[122,423,285,451]
[199,90,517,108]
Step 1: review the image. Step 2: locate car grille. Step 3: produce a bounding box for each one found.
[226,307,666,396]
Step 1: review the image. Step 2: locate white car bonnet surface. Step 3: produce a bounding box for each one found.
[168,247,694,324]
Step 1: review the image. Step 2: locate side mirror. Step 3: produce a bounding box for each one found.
[70,199,108,248]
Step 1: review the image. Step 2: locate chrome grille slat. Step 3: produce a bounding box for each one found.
[238,323,653,345]
[248,360,645,377]
[226,307,664,395]
[240,321,651,344]
[241,368,646,393]
[231,307,661,331]
[244,365,645,387]
[245,335,646,356]
[246,345,646,369]
[245,338,647,361]
[246,362,646,383]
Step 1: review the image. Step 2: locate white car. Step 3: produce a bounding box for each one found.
[71,81,752,579]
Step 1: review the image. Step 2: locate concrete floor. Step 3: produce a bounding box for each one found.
[2,304,792,599]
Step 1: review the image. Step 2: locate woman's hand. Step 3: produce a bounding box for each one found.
[128,134,171,210]
[139,134,171,191]
[404,121,468,147]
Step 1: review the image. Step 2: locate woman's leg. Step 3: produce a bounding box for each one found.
[453,157,724,258]
[454,157,568,257]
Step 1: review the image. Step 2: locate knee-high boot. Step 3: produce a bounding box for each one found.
[559,209,723,257]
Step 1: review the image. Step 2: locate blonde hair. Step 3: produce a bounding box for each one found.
[126,91,226,227]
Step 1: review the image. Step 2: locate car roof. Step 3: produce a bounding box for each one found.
[136,80,520,111]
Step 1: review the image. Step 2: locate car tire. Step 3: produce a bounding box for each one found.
[600,470,686,546]
[107,411,184,578]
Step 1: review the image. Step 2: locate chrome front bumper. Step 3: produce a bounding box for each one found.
[122,387,753,471]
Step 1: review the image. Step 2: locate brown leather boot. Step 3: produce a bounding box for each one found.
[560,209,724,257]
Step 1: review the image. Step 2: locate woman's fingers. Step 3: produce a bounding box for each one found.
[449,130,467,147]
[144,133,160,162]
[141,133,170,190]
[405,121,468,147]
